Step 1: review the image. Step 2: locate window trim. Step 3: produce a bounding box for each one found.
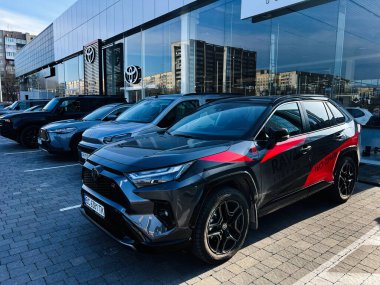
[157,99,200,128]
[301,100,347,134]
[254,101,306,140]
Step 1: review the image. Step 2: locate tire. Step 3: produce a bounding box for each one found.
[192,186,250,264]
[70,135,82,158]
[20,126,39,148]
[330,156,357,203]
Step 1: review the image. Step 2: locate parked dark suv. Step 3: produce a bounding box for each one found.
[81,95,360,263]
[0,96,124,148]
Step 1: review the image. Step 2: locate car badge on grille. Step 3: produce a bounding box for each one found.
[91,166,103,182]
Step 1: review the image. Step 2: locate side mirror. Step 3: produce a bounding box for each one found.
[267,128,289,149]
[104,114,118,121]
[57,108,65,115]
[157,128,168,134]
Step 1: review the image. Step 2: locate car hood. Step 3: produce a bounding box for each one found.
[89,133,234,172]
[1,111,48,119]
[43,119,99,132]
[0,110,19,116]
[83,121,154,139]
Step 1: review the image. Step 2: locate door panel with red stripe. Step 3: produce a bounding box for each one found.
[301,101,357,190]
[257,102,311,207]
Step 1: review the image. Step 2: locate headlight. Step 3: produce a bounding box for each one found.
[103,133,131,144]
[49,127,77,134]
[127,162,193,188]
[4,119,11,123]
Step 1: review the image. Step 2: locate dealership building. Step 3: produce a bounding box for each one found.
[15,0,380,109]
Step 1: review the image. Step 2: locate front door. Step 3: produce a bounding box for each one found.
[257,102,311,207]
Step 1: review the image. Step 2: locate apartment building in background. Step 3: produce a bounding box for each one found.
[0,30,35,101]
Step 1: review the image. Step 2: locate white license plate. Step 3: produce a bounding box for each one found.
[81,152,90,160]
[37,138,42,145]
[84,195,105,218]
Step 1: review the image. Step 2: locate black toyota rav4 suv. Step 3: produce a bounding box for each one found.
[81,95,360,263]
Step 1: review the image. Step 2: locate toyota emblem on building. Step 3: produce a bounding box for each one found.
[85,46,96,64]
[125,65,141,84]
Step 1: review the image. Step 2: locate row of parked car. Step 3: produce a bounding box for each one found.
[0,94,361,263]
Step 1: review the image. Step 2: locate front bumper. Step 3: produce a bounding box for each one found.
[81,160,203,248]
[77,141,101,164]
[0,121,18,141]
[38,131,73,153]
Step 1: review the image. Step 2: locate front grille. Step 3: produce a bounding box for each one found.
[78,144,96,155]
[82,167,130,208]
[82,136,101,144]
[39,129,49,141]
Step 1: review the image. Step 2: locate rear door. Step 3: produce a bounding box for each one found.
[258,102,311,206]
[301,100,345,189]
[55,98,84,120]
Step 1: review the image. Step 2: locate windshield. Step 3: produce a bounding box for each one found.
[116,99,173,123]
[83,105,115,121]
[168,102,267,140]
[7,101,19,110]
[42,98,60,112]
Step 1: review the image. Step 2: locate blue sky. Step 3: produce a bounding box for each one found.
[0,0,77,35]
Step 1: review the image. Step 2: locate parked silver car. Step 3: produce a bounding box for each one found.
[78,93,240,163]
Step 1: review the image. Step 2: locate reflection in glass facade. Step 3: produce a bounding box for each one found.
[15,0,380,111]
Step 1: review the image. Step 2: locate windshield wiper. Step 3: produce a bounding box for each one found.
[171,133,195,139]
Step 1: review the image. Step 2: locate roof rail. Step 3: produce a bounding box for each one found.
[183,92,244,96]
[272,94,327,104]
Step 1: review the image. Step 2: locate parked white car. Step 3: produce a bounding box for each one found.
[346,107,373,125]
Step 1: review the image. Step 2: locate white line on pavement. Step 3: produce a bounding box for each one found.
[4,150,42,155]
[59,204,81,212]
[294,225,380,285]
[24,163,80,172]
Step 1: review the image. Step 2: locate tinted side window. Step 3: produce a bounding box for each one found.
[304,101,331,131]
[347,108,364,119]
[158,100,200,128]
[108,106,128,118]
[263,103,303,137]
[81,99,105,112]
[327,102,346,124]
[57,99,81,114]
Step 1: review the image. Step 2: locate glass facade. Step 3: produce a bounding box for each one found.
[15,0,380,112]
[19,55,84,98]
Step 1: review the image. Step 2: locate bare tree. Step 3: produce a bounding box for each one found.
[1,73,19,102]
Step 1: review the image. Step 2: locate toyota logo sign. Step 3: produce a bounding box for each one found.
[125,65,141,84]
[85,46,96,64]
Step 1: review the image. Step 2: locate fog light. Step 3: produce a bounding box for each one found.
[154,201,175,229]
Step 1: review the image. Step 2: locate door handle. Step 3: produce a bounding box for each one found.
[335,133,344,140]
[300,145,312,155]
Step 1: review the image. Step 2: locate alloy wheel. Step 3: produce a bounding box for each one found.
[338,161,355,198]
[206,200,245,255]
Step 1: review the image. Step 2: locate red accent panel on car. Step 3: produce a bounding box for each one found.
[260,135,307,163]
[199,151,253,163]
[303,133,359,188]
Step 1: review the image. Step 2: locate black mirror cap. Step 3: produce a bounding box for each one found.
[267,128,290,149]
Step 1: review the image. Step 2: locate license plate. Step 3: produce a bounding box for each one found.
[37,138,42,145]
[81,152,90,160]
[84,195,105,218]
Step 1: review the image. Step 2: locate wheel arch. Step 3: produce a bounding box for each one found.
[190,171,260,230]
[69,132,83,152]
[336,146,359,174]
[17,123,42,142]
